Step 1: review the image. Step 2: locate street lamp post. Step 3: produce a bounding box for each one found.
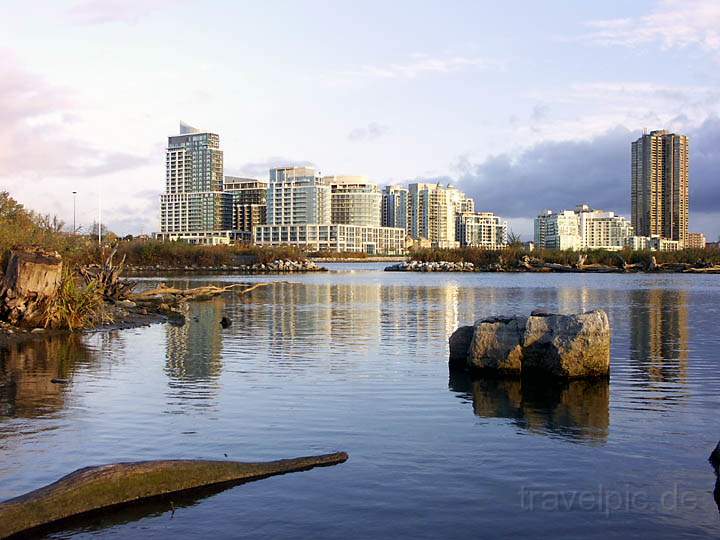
[72,191,77,234]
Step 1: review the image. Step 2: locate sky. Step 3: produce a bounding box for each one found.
[0,0,719,240]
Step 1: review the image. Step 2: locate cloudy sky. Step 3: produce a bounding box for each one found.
[1,0,719,239]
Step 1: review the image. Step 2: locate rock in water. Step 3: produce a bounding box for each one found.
[522,310,611,378]
[448,325,474,370]
[467,317,526,375]
[0,452,348,538]
[711,441,720,473]
[220,316,232,328]
[449,309,611,379]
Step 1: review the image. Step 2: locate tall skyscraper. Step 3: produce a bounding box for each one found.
[267,166,331,225]
[631,130,689,244]
[323,176,382,227]
[381,185,409,232]
[160,123,232,238]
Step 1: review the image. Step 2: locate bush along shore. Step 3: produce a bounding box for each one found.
[0,247,273,343]
[386,246,720,274]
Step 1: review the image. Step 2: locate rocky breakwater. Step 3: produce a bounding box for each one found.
[449,309,611,378]
[126,259,326,274]
[385,260,476,272]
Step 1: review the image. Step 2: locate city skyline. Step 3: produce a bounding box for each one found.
[1,1,720,239]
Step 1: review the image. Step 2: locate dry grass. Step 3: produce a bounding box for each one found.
[111,240,306,267]
[41,270,112,330]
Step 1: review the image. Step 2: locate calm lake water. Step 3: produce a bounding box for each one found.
[1,263,719,539]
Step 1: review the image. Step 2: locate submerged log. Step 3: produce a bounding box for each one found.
[0,452,348,538]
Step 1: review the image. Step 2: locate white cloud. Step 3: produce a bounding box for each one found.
[583,0,720,53]
[227,157,316,179]
[0,50,149,179]
[327,54,499,86]
[510,81,720,144]
[66,0,182,25]
[348,122,389,142]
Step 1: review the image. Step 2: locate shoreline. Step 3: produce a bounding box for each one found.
[309,256,406,263]
[385,260,720,274]
[0,310,171,347]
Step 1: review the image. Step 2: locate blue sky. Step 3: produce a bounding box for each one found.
[1,0,719,239]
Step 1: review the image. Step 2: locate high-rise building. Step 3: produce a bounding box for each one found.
[534,204,633,251]
[267,166,331,225]
[534,209,582,250]
[381,185,410,232]
[686,232,706,249]
[323,176,382,227]
[223,176,268,234]
[159,123,233,243]
[456,212,508,249]
[408,183,473,248]
[631,130,689,245]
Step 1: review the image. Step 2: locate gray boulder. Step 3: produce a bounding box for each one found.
[448,325,474,370]
[449,309,611,379]
[467,317,526,375]
[522,310,610,378]
[711,441,720,473]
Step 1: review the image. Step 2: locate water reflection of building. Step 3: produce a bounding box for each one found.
[252,281,381,358]
[165,298,224,382]
[630,289,689,382]
[449,372,609,444]
[0,336,92,419]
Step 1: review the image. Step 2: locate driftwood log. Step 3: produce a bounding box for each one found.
[0,452,348,538]
[0,249,63,327]
[131,282,270,303]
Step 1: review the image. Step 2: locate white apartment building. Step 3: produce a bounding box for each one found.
[159,123,233,242]
[323,176,381,227]
[456,212,508,249]
[254,224,406,255]
[267,166,331,225]
[534,204,633,251]
[625,235,682,251]
[409,183,473,248]
[381,185,409,232]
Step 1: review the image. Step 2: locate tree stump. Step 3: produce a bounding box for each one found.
[0,249,63,327]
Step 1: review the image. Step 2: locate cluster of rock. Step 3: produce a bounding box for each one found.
[449,309,611,378]
[385,254,720,274]
[385,261,477,272]
[126,259,326,274]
